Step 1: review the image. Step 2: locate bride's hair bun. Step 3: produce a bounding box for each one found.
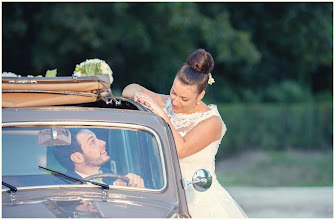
[186,49,214,75]
[176,49,215,94]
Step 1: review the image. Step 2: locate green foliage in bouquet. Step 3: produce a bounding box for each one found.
[73,59,113,84]
[75,63,103,76]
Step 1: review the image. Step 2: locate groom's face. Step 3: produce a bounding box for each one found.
[76,129,110,167]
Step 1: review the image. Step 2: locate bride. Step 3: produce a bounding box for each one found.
[122,49,247,218]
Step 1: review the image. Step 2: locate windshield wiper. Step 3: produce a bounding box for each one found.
[2,181,17,193]
[38,166,109,190]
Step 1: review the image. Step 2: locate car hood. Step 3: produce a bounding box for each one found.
[2,189,179,218]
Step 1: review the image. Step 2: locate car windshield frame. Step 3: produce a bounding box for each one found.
[2,121,167,192]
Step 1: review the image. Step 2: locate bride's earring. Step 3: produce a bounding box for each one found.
[197,101,200,105]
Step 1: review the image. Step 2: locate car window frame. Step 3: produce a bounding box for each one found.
[2,121,168,193]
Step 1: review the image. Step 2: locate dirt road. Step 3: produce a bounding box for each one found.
[226,186,333,218]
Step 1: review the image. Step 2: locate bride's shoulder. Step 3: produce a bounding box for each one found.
[195,113,223,137]
[198,104,223,125]
[199,102,219,115]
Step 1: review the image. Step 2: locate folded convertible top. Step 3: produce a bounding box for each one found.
[2,74,117,108]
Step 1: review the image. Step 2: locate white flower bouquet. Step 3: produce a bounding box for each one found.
[73,58,114,84]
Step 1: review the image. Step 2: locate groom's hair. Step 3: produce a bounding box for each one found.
[53,128,83,171]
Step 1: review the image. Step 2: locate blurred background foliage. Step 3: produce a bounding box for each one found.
[2,2,333,156]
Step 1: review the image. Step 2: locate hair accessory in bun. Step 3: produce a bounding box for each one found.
[208,73,215,85]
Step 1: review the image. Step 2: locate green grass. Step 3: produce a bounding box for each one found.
[216,150,333,187]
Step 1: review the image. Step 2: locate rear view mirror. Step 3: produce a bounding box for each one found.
[38,128,71,146]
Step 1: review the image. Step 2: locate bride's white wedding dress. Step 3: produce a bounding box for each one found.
[163,98,247,218]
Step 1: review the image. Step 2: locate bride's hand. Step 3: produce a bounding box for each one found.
[134,92,166,118]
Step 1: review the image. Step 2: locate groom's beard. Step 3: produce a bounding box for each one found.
[83,153,110,168]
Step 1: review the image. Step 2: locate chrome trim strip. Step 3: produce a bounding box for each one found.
[2,121,167,193]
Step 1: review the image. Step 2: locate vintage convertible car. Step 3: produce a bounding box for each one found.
[2,74,212,218]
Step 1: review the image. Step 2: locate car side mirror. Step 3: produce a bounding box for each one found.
[38,127,71,146]
[182,169,212,192]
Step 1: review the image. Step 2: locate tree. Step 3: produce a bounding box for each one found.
[2,2,332,102]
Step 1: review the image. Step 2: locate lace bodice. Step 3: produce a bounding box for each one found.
[163,98,227,180]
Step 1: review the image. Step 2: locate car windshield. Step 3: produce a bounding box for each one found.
[2,126,166,190]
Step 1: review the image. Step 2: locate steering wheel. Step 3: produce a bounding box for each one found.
[83,173,130,184]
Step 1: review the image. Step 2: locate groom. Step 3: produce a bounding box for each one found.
[53,128,145,188]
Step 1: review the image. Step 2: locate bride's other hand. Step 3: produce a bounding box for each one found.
[134,92,157,110]
[133,92,144,102]
[135,93,166,118]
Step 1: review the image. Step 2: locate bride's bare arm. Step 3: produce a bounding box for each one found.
[134,93,223,158]
[176,116,223,158]
[122,83,168,107]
